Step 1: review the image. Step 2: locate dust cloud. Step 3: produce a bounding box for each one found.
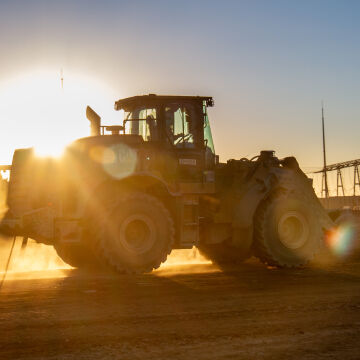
[0,236,212,280]
[0,237,71,280]
[164,248,210,266]
[155,249,217,275]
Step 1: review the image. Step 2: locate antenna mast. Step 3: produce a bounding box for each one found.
[321,102,329,198]
[60,68,64,89]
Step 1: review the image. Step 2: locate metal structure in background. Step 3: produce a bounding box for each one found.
[354,165,360,196]
[321,104,329,198]
[336,169,344,196]
[314,158,360,196]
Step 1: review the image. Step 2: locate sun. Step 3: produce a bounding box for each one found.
[0,70,118,163]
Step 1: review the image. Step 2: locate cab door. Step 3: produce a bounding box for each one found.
[163,101,204,183]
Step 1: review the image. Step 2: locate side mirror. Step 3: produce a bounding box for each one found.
[86,106,101,136]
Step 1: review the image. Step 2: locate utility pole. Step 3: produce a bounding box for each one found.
[321,102,329,198]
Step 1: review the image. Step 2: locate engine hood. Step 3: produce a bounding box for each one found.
[69,134,144,152]
[64,134,146,182]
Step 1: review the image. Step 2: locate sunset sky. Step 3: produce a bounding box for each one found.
[0,0,360,194]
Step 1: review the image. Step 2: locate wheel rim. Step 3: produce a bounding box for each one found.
[277,211,309,249]
[119,214,156,255]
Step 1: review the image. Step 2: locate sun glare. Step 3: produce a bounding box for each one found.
[0,70,117,163]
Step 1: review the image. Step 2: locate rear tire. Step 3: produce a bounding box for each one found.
[54,243,101,269]
[7,149,34,216]
[91,192,175,274]
[254,191,323,267]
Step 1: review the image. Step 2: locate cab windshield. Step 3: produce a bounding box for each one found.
[203,102,215,167]
[203,103,215,154]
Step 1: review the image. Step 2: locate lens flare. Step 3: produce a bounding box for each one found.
[326,222,356,257]
[102,143,137,179]
[89,145,116,164]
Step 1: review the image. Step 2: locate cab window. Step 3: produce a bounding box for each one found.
[124,107,158,141]
[165,103,196,148]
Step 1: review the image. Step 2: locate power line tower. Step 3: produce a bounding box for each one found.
[321,103,329,198]
[354,165,360,196]
[336,169,345,196]
[314,159,360,196]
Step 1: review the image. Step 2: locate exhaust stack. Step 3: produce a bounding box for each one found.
[86,106,101,136]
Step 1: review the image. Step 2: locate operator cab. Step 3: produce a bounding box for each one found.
[114,94,216,171]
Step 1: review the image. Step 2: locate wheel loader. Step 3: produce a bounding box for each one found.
[0,95,332,273]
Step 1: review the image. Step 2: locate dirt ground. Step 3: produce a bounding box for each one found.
[0,246,360,360]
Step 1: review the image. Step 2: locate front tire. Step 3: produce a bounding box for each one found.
[254,191,323,267]
[92,192,175,274]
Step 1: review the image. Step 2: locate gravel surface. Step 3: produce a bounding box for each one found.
[1,257,359,360]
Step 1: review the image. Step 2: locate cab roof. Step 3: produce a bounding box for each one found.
[114,94,214,111]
